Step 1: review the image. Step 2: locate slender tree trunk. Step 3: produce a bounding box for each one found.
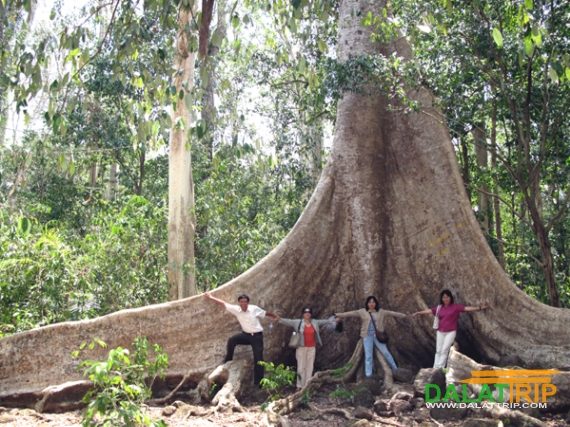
[89,163,97,193]
[490,102,505,267]
[105,163,118,200]
[1,0,569,406]
[525,192,560,307]
[199,0,228,164]
[0,0,6,146]
[136,149,145,195]
[473,124,489,234]
[459,134,471,201]
[6,152,27,210]
[168,2,198,300]
[505,90,559,305]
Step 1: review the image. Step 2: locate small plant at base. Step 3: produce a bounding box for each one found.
[329,385,354,403]
[76,336,168,427]
[258,361,296,407]
[300,388,311,406]
[331,362,352,378]
[209,382,220,399]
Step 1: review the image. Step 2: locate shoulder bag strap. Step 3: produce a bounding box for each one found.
[369,312,379,332]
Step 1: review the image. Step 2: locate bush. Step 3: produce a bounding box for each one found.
[258,361,296,407]
[77,337,168,427]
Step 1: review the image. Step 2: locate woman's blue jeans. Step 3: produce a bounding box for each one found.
[363,335,397,376]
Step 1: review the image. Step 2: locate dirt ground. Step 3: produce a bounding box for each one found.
[1,382,568,427]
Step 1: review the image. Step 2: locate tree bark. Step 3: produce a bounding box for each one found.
[525,191,560,307]
[458,134,471,202]
[199,0,227,164]
[490,102,505,268]
[105,163,118,200]
[1,0,569,406]
[168,1,198,300]
[473,124,490,235]
[136,148,145,195]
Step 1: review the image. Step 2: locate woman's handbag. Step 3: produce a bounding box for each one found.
[288,321,303,348]
[375,330,389,343]
[432,305,442,330]
[369,313,388,343]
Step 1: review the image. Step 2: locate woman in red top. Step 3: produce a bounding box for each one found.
[276,308,333,388]
[413,289,489,368]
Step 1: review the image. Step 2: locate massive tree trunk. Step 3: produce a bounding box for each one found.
[1,0,569,406]
[168,1,198,300]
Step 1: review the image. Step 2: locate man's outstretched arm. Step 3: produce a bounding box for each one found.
[205,292,226,307]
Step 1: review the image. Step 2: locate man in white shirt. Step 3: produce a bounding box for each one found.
[205,292,276,386]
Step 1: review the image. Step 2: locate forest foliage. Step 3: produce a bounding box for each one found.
[0,0,568,336]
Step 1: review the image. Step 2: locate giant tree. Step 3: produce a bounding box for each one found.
[1,0,569,407]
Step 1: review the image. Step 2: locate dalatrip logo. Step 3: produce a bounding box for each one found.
[425,369,560,409]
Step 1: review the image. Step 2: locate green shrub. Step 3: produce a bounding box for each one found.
[258,361,296,406]
[77,337,168,427]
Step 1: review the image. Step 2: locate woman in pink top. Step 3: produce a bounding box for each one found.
[413,289,489,368]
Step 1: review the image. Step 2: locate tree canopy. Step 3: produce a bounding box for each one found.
[0,0,568,330]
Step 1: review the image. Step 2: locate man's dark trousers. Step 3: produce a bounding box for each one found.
[224,331,264,385]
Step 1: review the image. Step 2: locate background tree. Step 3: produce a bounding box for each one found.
[167,0,200,300]
[394,0,570,306]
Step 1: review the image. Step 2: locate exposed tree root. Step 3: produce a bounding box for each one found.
[478,404,546,427]
[307,403,352,419]
[208,360,247,413]
[152,361,247,415]
[375,419,408,427]
[447,349,547,427]
[266,340,364,419]
[151,369,209,405]
[374,346,394,389]
[34,380,91,413]
[265,337,399,424]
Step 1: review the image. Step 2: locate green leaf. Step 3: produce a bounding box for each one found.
[210,31,224,48]
[57,153,65,171]
[132,76,144,89]
[548,67,559,84]
[530,26,542,47]
[524,36,534,57]
[17,217,31,235]
[362,11,373,27]
[492,28,503,48]
[231,14,240,29]
[524,0,533,10]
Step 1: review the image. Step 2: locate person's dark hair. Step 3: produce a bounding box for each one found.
[364,296,380,311]
[237,294,250,302]
[440,289,454,305]
[302,307,313,315]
